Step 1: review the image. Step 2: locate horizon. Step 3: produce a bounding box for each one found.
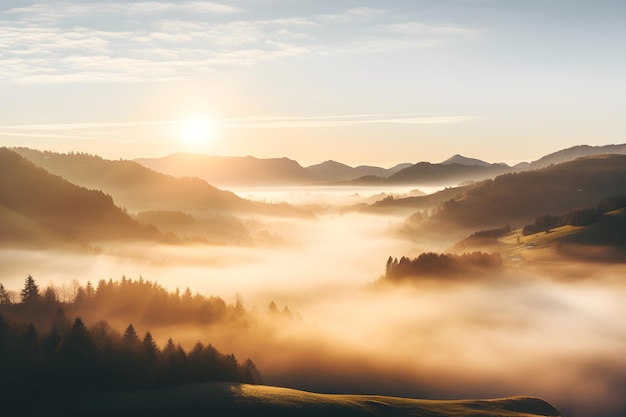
[1,1,625,166]
[7,142,621,169]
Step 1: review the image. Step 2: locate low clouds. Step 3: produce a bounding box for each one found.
[0,1,479,83]
[0,113,474,143]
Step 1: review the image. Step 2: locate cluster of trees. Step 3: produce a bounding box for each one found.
[0,275,246,329]
[384,252,503,281]
[468,224,512,239]
[453,224,512,251]
[522,195,626,236]
[72,276,245,327]
[0,310,261,399]
[0,275,262,399]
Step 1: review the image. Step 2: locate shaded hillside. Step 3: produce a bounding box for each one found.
[135,153,317,186]
[528,144,626,169]
[133,211,250,244]
[424,155,626,233]
[452,225,512,252]
[364,185,470,214]
[0,204,64,246]
[6,382,561,417]
[0,148,159,245]
[13,148,310,217]
[386,162,510,185]
[306,160,411,181]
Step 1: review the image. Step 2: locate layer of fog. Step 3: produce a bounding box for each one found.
[230,185,444,208]
[2,199,626,417]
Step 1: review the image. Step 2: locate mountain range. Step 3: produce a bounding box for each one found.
[12,148,310,218]
[4,144,626,249]
[3,148,312,247]
[133,143,626,187]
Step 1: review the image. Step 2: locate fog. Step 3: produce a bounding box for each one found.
[2,189,626,417]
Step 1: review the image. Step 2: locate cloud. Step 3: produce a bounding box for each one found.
[0,114,475,142]
[320,7,387,22]
[220,114,476,128]
[0,3,479,83]
[387,22,478,37]
[7,2,241,21]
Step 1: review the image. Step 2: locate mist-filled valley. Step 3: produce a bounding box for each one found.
[2,147,626,417]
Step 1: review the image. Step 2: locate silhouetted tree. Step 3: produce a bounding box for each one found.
[239,358,262,384]
[21,275,40,304]
[385,252,503,281]
[56,318,97,387]
[0,284,10,305]
[122,323,141,350]
[41,326,61,357]
[42,286,59,304]
[385,256,394,275]
[0,279,263,398]
[142,332,159,360]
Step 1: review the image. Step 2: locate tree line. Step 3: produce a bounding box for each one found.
[0,275,261,401]
[0,274,246,329]
[384,251,503,281]
[522,195,626,236]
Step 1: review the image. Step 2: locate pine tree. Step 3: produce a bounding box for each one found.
[122,324,140,349]
[21,275,40,303]
[0,283,11,305]
[142,332,159,359]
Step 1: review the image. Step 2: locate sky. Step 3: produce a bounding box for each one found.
[0,0,625,167]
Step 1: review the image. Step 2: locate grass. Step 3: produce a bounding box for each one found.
[492,209,626,265]
[23,382,562,417]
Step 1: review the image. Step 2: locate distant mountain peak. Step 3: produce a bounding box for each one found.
[441,154,491,167]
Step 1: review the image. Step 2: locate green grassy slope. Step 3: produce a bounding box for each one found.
[28,383,562,417]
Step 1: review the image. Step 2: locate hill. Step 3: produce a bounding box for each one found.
[0,148,160,246]
[385,162,510,186]
[440,154,493,167]
[135,153,318,186]
[306,160,411,181]
[528,144,626,170]
[363,186,471,215]
[13,148,310,218]
[507,208,626,263]
[13,382,561,417]
[423,155,626,232]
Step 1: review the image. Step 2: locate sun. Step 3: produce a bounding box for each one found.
[181,115,215,147]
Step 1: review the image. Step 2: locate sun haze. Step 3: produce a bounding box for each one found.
[181,115,216,150]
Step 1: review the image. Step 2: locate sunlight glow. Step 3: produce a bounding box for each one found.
[182,115,215,147]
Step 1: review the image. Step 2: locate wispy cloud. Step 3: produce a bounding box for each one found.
[220,113,475,128]
[387,22,477,37]
[320,7,387,22]
[0,2,479,83]
[0,113,475,138]
[7,2,240,21]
